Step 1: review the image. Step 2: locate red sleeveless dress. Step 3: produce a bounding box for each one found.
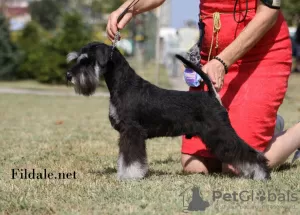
[181,0,292,158]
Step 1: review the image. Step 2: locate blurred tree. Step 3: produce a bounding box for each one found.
[282,0,300,25]
[90,0,103,21]
[100,0,123,13]
[38,12,92,83]
[0,13,20,79]
[53,12,92,53]
[29,0,62,30]
[65,0,123,13]
[60,0,123,26]
[16,12,92,84]
[16,21,48,79]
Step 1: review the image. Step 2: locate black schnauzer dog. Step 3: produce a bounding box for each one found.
[66,42,270,180]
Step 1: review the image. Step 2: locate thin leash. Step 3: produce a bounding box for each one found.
[110,0,140,60]
[110,31,121,60]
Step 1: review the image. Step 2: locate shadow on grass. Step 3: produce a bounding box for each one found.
[90,168,238,179]
[89,167,117,175]
[147,169,173,177]
[274,162,298,172]
[89,168,174,177]
[89,163,298,179]
[176,170,237,179]
[150,156,178,165]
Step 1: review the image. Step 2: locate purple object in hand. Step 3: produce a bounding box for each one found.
[183,68,202,87]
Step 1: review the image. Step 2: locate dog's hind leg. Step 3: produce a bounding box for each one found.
[198,127,270,180]
[117,126,148,180]
[233,151,270,180]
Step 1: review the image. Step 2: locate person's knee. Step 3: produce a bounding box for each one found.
[182,165,209,174]
[181,153,209,174]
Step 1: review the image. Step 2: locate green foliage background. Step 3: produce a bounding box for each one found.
[16,13,92,84]
[0,0,123,83]
[0,13,20,79]
[282,0,300,25]
[29,0,62,30]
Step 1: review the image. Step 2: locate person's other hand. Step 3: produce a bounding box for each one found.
[106,7,134,41]
[201,59,226,92]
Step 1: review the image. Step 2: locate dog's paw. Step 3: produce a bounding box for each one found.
[117,156,148,180]
[117,163,148,180]
[252,165,270,180]
[117,171,147,180]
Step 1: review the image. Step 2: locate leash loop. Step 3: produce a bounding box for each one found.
[110,0,140,60]
[110,31,121,60]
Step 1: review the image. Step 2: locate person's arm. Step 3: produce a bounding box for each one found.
[107,0,165,41]
[203,0,280,92]
[217,0,279,67]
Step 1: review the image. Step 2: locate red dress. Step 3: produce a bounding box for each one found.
[181,0,292,158]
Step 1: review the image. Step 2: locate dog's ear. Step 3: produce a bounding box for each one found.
[94,46,111,67]
[67,52,78,63]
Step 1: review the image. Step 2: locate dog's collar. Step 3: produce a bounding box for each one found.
[110,0,140,60]
[110,31,120,60]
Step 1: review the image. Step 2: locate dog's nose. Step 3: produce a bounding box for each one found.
[66,72,72,81]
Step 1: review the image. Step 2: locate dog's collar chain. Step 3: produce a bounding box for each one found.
[110,31,121,60]
[110,0,140,60]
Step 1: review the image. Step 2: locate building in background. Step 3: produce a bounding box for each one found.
[156,1,199,76]
[0,0,31,31]
[159,0,171,27]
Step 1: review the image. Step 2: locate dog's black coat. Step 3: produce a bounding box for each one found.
[66,42,270,180]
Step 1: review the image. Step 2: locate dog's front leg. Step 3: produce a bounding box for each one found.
[117,127,148,180]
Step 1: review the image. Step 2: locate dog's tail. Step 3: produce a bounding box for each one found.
[175,54,222,104]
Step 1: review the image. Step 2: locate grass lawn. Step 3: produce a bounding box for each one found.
[0,80,75,92]
[0,72,300,214]
[0,59,171,92]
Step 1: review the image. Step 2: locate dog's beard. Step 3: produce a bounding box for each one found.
[73,72,99,96]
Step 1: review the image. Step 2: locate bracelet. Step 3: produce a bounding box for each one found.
[213,56,228,74]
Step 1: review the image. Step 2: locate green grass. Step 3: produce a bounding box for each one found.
[0,80,71,91]
[0,73,300,214]
[0,59,171,92]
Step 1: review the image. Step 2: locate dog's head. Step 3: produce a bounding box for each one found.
[66,42,112,96]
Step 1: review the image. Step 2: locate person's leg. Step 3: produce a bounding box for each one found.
[183,122,300,175]
[181,119,221,173]
[296,58,300,72]
[221,118,297,174]
[264,122,300,167]
[181,153,222,174]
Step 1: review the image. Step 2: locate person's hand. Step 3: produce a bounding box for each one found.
[106,7,134,41]
[202,59,226,92]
